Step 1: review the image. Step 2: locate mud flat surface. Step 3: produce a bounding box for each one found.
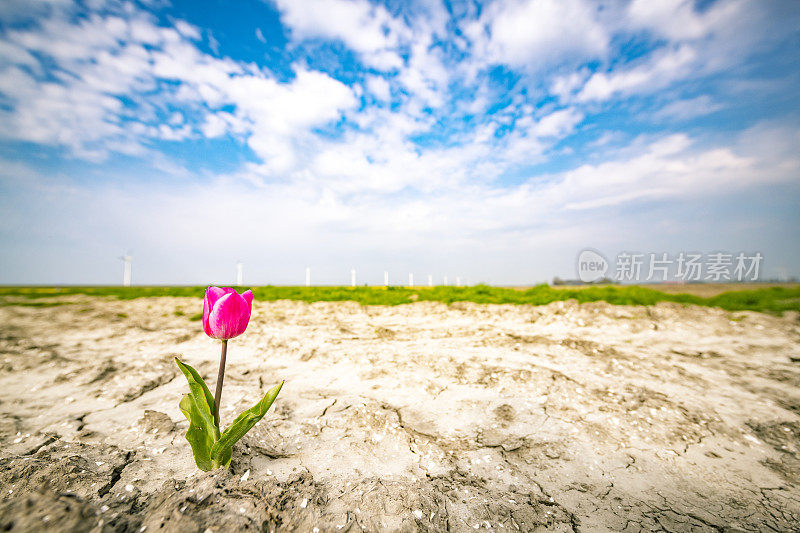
[1,297,799,532]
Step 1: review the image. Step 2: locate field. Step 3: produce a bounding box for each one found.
[1,286,799,531]
[2,282,800,314]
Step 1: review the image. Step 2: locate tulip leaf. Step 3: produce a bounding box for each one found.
[211,381,284,464]
[175,358,221,471]
[175,358,283,471]
[178,394,215,471]
[217,442,233,469]
[174,358,216,415]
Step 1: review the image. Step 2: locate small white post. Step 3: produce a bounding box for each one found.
[408,273,414,286]
[236,262,243,286]
[384,271,389,286]
[456,276,461,287]
[121,255,132,287]
[427,274,433,287]
[351,269,356,287]
[305,267,311,287]
[443,275,448,286]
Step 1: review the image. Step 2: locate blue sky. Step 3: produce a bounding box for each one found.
[0,0,798,285]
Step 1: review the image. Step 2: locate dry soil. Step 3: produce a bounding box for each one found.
[1,296,799,532]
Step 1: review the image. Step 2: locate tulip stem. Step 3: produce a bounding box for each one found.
[213,339,227,427]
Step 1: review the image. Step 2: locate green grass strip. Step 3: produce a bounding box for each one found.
[0,284,798,314]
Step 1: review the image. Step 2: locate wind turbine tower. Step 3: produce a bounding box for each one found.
[120,254,132,287]
[236,261,243,286]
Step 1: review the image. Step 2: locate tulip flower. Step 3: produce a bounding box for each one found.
[202,287,253,340]
[202,287,253,426]
[175,286,283,471]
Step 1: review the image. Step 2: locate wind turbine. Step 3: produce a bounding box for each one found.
[236,261,243,286]
[119,253,132,287]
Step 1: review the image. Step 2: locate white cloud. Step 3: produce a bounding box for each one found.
[365,75,391,102]
[480,0,610,69]
[529,108,584,138]
[0,0,625,185]
[397,43,450,109]
[549,70,590,100]
[0,1,797,284]
[272,0,407,70]
[174,20,201,40]
[627,0,711,41]
[537,0,789,108]
[272,0,457,112]
[0,11,185,156]
[4,123,797,284]
[652,95,724,121]
[0,3,357,167]
[548,133,764,210]
[577,45,696,102]
[570,0,783,105]
[225,69,357,172]
[626,0,763,51]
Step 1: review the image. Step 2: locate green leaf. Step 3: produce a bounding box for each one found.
[211,381,283,464]
[217,443,233,468]
[174,357,216,415]
[175,358,221,471]
[179,394,215,471]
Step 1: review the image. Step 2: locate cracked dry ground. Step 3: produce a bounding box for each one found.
[1,297,800,532]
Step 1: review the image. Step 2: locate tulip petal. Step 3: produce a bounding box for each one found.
[202,286,227,337]
[241,289,253,309]
[207,292,252,340]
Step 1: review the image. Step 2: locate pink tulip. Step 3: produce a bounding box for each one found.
[175,286,282,471]
[202,287,253,340]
